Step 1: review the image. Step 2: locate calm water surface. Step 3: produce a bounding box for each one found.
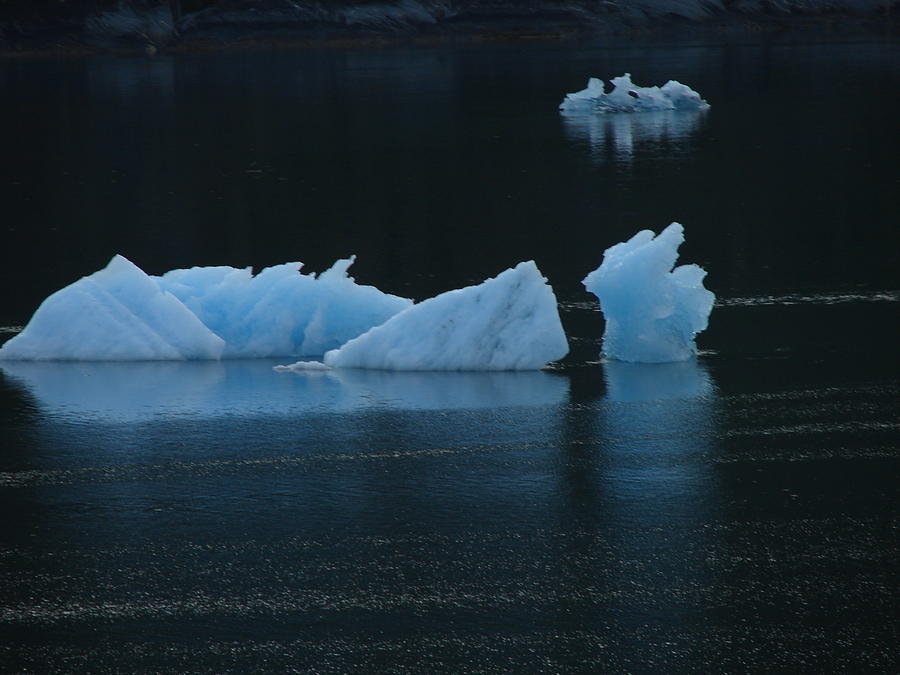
[1,38,898,672]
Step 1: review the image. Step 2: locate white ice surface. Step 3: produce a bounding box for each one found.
[0,254,411,361]
[560,73,709,113]
[155,256,412,358]
[316,261,569,371]
[0,255,225,361]
[583,223,714,363]
[273,360,332,372]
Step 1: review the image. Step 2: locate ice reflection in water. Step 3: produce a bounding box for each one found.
[0,361,568,421]
[603,358,714,402]
[561,109,707,164]
[598,358,719,562]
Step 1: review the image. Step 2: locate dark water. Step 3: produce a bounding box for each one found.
[1,39,898,672]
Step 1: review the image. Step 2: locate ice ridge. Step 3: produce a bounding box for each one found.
[0,255,411,361]
[319,261,569,371]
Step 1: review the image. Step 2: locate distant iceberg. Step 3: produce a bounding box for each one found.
[583,223,714,363]
[278,261,569,371]
[560,73,709,113]
[0,255,411,361]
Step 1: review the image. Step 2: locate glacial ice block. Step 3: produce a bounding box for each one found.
[1,255,412,362]
[321,261,569,371]
[583,223,714,363]
[0,255,226,361]
[155,256,412,358]
[560,73,709,113]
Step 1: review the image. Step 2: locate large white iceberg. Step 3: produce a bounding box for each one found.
[155,256,412,358]
[560,73,709,113]
[0,254,411,361]
[301,260,569,371]
[0,255,226,361]
[583,223,714,363]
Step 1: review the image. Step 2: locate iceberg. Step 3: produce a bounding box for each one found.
[583,223,714,363]
[304,261,569,371]
[560,73,709,113]
[0,255,225,361]
[155,256,412,358]
[0,254,411,361]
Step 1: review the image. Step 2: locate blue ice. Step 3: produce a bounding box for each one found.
[583,223,715,363]
[560,73,710,113]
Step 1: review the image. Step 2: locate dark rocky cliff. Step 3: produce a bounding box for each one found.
[0,0,895,54]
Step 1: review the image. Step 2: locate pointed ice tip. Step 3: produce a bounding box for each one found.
[658,222,685,245]
[104,254,148,278]
[319,255,358,282]
[110,253,136,267]
[511,260,549,284]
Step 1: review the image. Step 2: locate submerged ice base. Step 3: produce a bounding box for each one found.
[583,223,714,363]
[0,254,411,361]
[560,73,709,113]
[279,261,569,371]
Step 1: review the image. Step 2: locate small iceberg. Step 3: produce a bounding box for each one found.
[583,223,714,363]
[284,261,570,372]
[560,73,709,113]
[273,360,332,372]
[0,254,411,361]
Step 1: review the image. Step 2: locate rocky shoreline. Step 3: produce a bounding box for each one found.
[0,0,894,58]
